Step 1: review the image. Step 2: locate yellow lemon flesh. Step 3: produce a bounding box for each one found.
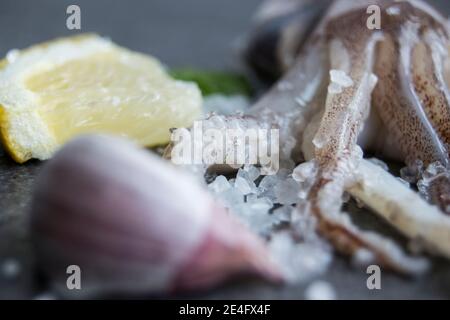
[0,35,202,163]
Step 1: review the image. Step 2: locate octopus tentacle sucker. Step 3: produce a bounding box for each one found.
[167,0,450,274]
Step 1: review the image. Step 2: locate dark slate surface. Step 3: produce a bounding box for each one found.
[1,0,450,300]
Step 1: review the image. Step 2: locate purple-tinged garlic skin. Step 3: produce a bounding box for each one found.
[30,135,282,298]
[172,203,282,292]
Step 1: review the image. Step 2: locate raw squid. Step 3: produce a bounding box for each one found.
[168,0,450,274]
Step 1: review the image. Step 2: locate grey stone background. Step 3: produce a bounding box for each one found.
[0,0,262,69]
[1,0,450,299]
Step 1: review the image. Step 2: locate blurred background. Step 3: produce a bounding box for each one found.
[0,0,260,300]
[0,0,263,69]
[1,0,450,300]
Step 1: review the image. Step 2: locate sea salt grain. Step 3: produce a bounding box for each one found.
[304,281,337,300]
[250,197,273,210]
[205,154,333,283]
[274,178,300,205]
[400,159,423,183]
[269,232,332,283]
[330,70,354,87]
[417,179,431,201]
[422,161,447,180]
[235,176,254,195]
[1,258,21,279]
[328,69,354,94]
[352,248,376,267]
[386,5,401,16]
[206,171,334,282]
[242,165,260,182]
[237,167,258,192]
[6,49,19,63]
[258,175,278,201]
[293,161,317,183]
[292,205,318,242]
[237,198,278,235]
[221,188,245,209]
[208,175,231,193]
[272,205,292,223]
[417,162,448,201]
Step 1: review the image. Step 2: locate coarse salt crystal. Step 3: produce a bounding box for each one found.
[208,175,231,193]
[328,70,353,94]
[293,161,317,183]
[352,248,376,267]
[330,70,354,87]
[273,205,292,223]
[6,49,19,63]
[274,178,300,205]
[304,281,337,300]
[235,176,254,195]
[1,258,21,279]
[386,6,401,15]
[242,165,260,182]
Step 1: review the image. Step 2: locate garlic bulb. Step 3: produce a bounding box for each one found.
[30,135,282,297]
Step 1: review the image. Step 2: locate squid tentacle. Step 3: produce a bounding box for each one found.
[302,7,428,272]
[166,0,450,275]
[373,1,450,214]
[349,159,450,258]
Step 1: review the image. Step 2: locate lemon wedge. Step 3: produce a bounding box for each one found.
[0,34,202,163]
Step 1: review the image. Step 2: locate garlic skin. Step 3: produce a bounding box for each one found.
[30,135,282,297]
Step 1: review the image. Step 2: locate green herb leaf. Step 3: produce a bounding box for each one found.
[169,68,252,97]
